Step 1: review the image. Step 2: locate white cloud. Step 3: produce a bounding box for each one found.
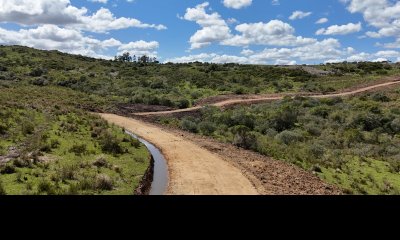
[118,40,159,57]
[289,11,312,20]
[223,0,252,9]
[271,0,280,6]
[222,20,317,47]
[342,0,400,48]
[79,8,166,33]
[0,0,166,33]
[90,0,108,3]
[316,18,328,24]
[373,58,388,62]
[183,2,231,49]
[316,22,362,35]
[241,49,254,56]
[275,59,297,65]
[0,25,118,59]
[0,24,161,59]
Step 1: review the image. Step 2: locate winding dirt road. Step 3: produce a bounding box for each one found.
[135,79,400,116]
[99,78,400,195]
[100,113,258,195]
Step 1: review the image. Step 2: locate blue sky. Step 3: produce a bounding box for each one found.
[0,0,400,64]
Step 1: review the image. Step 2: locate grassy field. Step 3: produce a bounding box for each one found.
[157,87,400,194]
[0,86,150,195]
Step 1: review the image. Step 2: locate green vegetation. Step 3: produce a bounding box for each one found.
[0,86,150,195]
[158,88,400,195]
[1,45,399,110]
[2,45,400,195]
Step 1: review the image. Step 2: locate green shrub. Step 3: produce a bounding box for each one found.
[130,138,141,148]
[69,143,88,156]
[275,130,304,145]
[13,158,31,168]
[181,119,198,133]
[391,118,400,134]
[58,165,78,181]
[95,174,113,190]
[309,144,325,158]
[199,121,217,136]
[1,164,16,174]
[0,123,8,134]
[99,133,124,155]
[22,121,35,135]
[372,93,390,102]
[232,126,257,150]
[93,157,109,168]
[177,99,190,109]
[0,181,6,195]
[38,179,56,194]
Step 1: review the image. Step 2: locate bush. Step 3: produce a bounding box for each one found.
[272,108,298,131]
[0,181,6,195]
[38,179,56,194]
[1,164,16,174]
[95,174,113,190]
[130,138,141,148]
[352,114,382,131]
[29,68,45,77]
[22,121,35,135]
[234,87,245,95]
[93,157,109,168]
[391,118,400,134]
[0,123,8,134]
[59,165,78,181]
[177,99,190,109]
[69,143,88,156]
[181,119,198,133]
[309,144,325,158]
[232,126,257,150]
[198,121,217,136]
[100,132,124,155]
[13,158,31,168]
[372,93,390,102]
[275,130,304,145]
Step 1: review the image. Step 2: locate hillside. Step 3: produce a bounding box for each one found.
[1,45,399,112]
[1,45,400,195]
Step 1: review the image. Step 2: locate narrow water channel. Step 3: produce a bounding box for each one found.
[125,131,169,195]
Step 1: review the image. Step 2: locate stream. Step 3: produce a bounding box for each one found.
[125,131,169,195]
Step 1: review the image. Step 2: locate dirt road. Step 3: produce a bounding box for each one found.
[135,79,400,116]
[99,113,259,195]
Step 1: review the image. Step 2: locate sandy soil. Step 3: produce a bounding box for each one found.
[99,113,258,195]
[135,78,400,116]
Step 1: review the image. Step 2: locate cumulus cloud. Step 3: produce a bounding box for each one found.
[183,2,231,49]
[90,0,108,3]
[222,20,317,47]
[0,24,160,59]
[223,0,252,9]
[118,40,159,57]
[316,18,328,24]
[271,0,280,6]
[316,22,362,35]
[0,0,166,32]
[165,38,350,64]
[342,0,400,48]
[289,11,312,20]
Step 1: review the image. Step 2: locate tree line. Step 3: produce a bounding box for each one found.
[114,52,159,64]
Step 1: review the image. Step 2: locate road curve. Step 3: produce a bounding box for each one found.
[99,113,259,195]
[135,79,400,116]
